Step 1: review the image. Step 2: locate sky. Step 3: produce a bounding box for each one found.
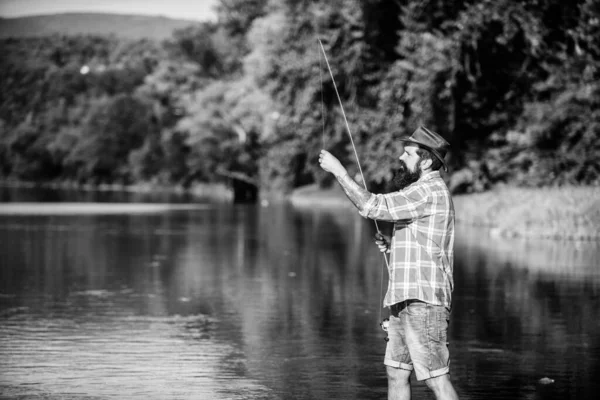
[0,0,218,21]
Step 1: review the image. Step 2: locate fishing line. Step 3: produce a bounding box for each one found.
[317,38,389,325]
[318,41,326,150]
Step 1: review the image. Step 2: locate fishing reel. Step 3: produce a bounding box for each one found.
[380,318,390,342]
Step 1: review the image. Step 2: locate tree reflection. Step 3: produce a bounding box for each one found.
[1,206,599,399]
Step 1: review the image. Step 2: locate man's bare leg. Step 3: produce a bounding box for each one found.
[424,374,459,400]
[387,366,412,400]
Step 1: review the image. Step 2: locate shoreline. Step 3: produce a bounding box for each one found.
[0,202,212,215]
[288,184,600,242]
[0,180,233,202]
[2,180,598,241]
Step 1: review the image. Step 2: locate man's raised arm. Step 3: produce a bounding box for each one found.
[318,150,372,213]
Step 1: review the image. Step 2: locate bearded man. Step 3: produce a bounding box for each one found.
[319,126,458,400]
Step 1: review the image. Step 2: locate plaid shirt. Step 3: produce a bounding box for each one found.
[360,171,455,309]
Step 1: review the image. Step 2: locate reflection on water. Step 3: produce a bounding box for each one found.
[452,226,600,400]
[0,197,599,399]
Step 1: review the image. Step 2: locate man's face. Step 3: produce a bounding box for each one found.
[399,145,421,172]
[392,145,421,190]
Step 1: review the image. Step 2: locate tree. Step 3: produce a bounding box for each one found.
[4,118,59,180]
[175,76,269,195]
[67,94,157,183]
[2,0,598,192]
[494,0,600,186]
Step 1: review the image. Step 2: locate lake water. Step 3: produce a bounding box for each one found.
[1,189,599,399]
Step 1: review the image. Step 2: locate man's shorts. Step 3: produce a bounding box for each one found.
[384,300,451,381]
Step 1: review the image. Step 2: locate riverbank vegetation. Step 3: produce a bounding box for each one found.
[1,0,599,204]
[290,184,600,240]
[453,185,600,240]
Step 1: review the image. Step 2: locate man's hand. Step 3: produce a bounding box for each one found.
[319,150,347,177]
[319,149,371,213]
[374,232,391,253]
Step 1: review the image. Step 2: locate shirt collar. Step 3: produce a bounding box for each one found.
[418,170,440,183]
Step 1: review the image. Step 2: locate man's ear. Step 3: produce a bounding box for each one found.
[420,157,432,171]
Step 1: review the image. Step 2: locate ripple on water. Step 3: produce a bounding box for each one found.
[0,309,278,400]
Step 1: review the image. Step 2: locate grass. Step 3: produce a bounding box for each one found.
[288,183,350,208]
[453,185,600,241]
[290,184,600,241]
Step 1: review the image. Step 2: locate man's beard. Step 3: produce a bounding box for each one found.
[391,160,421,190]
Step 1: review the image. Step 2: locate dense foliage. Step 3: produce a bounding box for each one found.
[1,0,598,197]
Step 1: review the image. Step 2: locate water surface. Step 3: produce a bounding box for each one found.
[1,191,599,399]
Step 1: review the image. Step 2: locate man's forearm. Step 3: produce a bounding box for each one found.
[335,173,372,213]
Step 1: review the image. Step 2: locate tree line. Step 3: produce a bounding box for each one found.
[1,0,598,201]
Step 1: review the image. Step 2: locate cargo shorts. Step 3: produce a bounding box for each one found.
[384,300,451,381]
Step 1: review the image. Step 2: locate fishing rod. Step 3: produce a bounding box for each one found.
[317,38,390,337]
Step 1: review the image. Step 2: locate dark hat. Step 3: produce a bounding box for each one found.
[399,126,450,171]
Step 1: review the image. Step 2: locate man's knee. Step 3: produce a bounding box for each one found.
[424,374,452,392]
[424,374,459,399]
[386,366,411,385]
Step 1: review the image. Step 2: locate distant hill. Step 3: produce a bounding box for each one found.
[0,13,202,40]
